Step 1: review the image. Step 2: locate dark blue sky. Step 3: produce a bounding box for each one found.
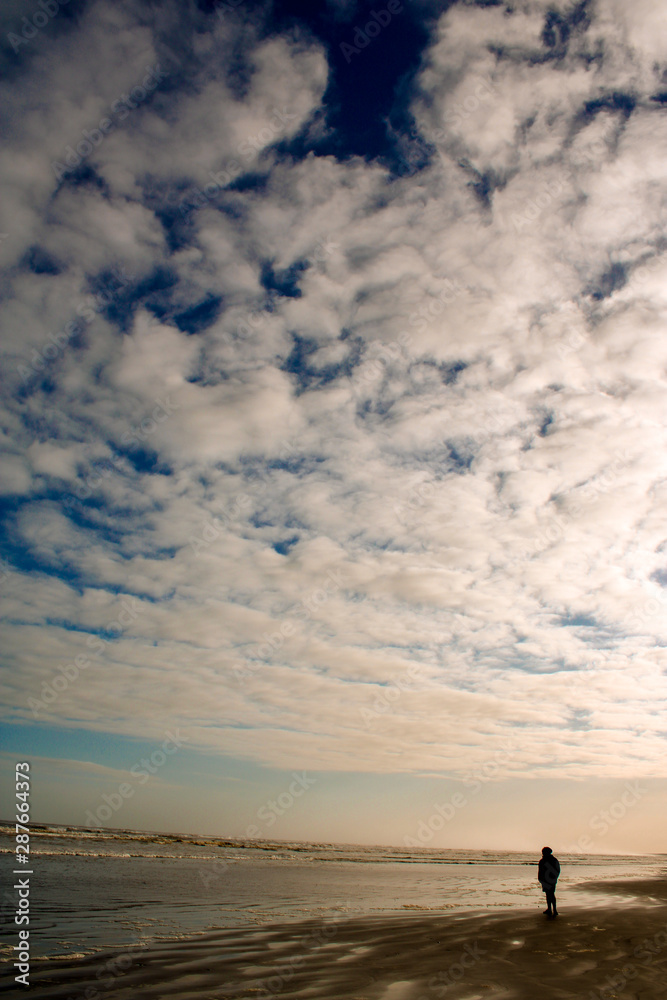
[262,0,434,166]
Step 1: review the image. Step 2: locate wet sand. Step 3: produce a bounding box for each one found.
[4,881,667,999]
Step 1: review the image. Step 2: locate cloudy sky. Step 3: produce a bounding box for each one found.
[1,0,667,853]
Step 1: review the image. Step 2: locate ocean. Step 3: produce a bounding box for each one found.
[1,824,663,960]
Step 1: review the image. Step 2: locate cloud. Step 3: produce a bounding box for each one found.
[2,0,667,791]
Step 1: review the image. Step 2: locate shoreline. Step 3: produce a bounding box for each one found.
[3,882,667,1000]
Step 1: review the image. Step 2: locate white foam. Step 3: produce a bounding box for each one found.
[379,981,420,1000]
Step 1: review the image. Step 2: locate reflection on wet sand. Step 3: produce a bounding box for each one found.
[5,880,667,1000]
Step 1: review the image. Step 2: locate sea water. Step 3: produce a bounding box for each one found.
[0,824,663,958]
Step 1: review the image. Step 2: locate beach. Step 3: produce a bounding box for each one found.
[3,830,667,998]
[4,882,667,1000]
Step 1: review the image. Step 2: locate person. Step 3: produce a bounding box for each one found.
[538,846,560,918]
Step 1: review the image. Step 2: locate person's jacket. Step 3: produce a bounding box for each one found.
[538,854,560,886]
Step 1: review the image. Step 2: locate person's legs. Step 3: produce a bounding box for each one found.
[544,888,557,916]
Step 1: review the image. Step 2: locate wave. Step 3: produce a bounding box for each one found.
[0,847,233,860]
[0,825,656,867]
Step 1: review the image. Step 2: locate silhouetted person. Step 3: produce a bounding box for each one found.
[538,846,560,918]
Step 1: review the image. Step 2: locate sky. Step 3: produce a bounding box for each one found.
[1,0,667,855]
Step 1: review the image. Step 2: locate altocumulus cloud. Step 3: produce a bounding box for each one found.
[1,0,667,784]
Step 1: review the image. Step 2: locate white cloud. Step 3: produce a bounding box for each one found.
[2,0,667,793]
